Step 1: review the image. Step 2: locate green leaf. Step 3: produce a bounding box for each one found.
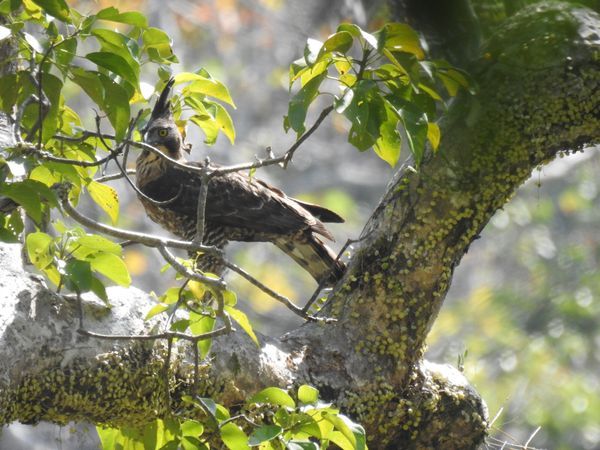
[91,29,140,80]
[31,0,70,22]
[337,23,377,49]
[69,68,104,108]
[145,303,169,320]
[181,420,204,437]
[64,259,92,292]
[220,423,250,450]
[249,387,296,408]
[247,425,282,446]
[182,75,236,107]
[89,252,131,287]
[317,31,353,60]
[223,289,237,306]
[0,25,11,41]
[98,74,131,139]
[54,36,77,68]
[26,231,54,270]
[90,276,108,304]
[87,181,119,225]
[97,6,148,27]
[324,414,366,450]
[334,87,354,114]
[189,315,215,358]
[85,52,138,87]
[68,69,131,140]
[303,38,323,65]
[373,119,402,167]
[343,80,385,152]
[75,234,122,255]
[437,68,469,97]
[225,306,258,346]
[286,72,326,135]
[398,105,428,165]
[0,211,24,243]
[190,114,218,146]
[97,426,121,450]
[427,122,440,151]
[378,23,424,59]
[0,74,18,113]
[0,182,41,223]
[40,72,63,143]
[24,32,43,53]
[298,385,319,405]
[286,442,319,450]
[214,103,236,144]
[142,27,174,59]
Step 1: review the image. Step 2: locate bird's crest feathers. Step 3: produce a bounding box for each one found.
[150,77,175,121]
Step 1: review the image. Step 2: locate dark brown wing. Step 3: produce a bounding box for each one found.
[254,179,344,223]
[139,161,338,242]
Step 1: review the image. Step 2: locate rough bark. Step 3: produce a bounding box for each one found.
[0,3,599,449]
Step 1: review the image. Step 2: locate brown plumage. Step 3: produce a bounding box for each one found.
[136,78,345,285]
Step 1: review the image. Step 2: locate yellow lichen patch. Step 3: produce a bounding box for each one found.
[0,346,217,428]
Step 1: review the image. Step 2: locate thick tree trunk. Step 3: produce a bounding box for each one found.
[0,3,598,449]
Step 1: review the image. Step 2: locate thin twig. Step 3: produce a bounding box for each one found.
[162,337,173,411]
[192,340,199,396]
[192,165,210,246]
[13,96,39,143]
[56,185,221,254]
[157,244,225,290]
[94,169,136,183]
[77,326,231,343]
[282,105,334,168]
[166,279,190,331]
[303,236,359,314]
[224,260,335,323]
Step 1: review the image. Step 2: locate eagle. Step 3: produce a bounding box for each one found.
[135,78,345,285]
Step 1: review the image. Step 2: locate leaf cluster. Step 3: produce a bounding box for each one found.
[97,385,366,450]
[286,22,471,166]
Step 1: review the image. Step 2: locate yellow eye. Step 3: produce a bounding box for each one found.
[158,129,168,137]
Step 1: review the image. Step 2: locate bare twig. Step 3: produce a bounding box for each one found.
[157,244,225,290]
[224,260,335,323]
[166,279,190,331]
[162,337,173,410]
[56,185,221,254]
[192,164,210,246]
[192,339,199,396]
[303,236,359,314]
[94,169,136,183]
[77,326,230,344]
[25,144,119,167]
[282,105,334,168]
[13,96,39,144]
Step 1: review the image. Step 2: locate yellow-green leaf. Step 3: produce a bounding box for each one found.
[182,75,236,108]
[298,385,319,405]
[225,305,258,346]
[220,423,250,450]
[88,181,119,225]
[249,387,295,408]
[145,303,169,320]
[26,231,54,271]
[427,122,441,151]
[90,252,131,286]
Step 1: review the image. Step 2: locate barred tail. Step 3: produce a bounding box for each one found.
[274,233,345,286]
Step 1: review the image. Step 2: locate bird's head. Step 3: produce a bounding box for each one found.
[144,78,188,160]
